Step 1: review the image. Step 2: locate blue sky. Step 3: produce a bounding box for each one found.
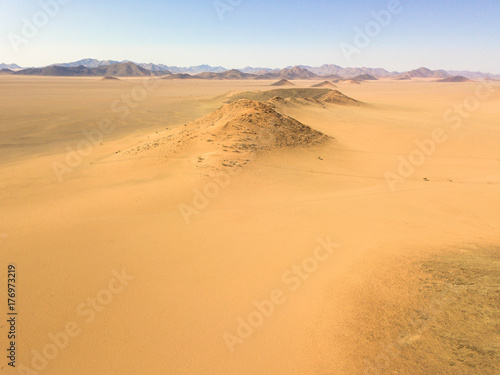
[1,0,499,73]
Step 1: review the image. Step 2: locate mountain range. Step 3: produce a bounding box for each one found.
[3,59,500,80]
[15,62,170,77]
[0,63,22,70]
[51,59,227,74]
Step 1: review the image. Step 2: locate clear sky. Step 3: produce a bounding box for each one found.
[1,0,499,73]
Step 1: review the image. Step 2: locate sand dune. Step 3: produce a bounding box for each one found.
[437,75,472,82]
[319,90,361,105]
[311,80,337,88]
[224,88,359,106]
[351,74,377,81]
[124,99,329,172]
[271,79,295,86]
[337,79,361,84]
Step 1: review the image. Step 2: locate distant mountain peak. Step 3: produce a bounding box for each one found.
[0,63,22,70]
[407,67,450,78]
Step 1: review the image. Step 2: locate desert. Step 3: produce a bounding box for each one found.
[0,71,499,374]
[1,2,499,372]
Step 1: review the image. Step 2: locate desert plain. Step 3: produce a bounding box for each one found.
[0,76,499,374]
